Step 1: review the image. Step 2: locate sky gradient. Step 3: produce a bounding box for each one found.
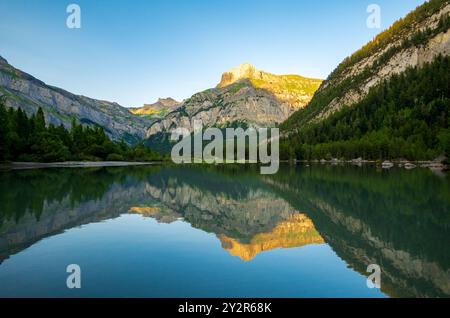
[0,0,426,107]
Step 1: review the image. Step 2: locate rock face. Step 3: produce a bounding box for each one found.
[282,0,450,130]
[0,56,151,144]
[145,64,322,140]
[218,63,322,110]
[129,97,181,118]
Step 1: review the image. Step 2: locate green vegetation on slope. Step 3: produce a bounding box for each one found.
[280,55,450,161]
[0,100,164,162]
[329,0,448,82]
[281,1,450,131]
[249,74,322,96]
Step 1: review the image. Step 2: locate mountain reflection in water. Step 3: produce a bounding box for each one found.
[0,164,449,297]
[218,214,325,261]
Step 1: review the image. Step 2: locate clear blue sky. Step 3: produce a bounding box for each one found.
[0,0,425,107]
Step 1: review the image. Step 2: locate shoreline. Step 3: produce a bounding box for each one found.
[0,161,155,170]
[0,159,447,172]
[291,159,448,171]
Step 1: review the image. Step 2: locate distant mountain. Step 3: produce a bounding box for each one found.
[0,56,151,144]
[280,0,450,161]
[129,97,181,119]
[145,63,322,150]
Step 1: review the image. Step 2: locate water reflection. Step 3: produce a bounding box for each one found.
[265,165,450,297]
[0,164,449,297]
[219,214,324,261]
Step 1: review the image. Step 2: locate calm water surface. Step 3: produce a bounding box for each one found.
[0,164,449,297]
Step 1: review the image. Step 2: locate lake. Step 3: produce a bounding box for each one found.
[0,164,449,298]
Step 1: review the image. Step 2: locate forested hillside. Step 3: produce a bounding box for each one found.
[0,100,163,162]
[282,0,450,131]
[280,56,450,160]
[280,0,450,161]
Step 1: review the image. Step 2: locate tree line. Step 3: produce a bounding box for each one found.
[0,100,165,162]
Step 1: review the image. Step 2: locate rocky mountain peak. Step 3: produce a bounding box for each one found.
[0,56,7,65]
[145,64,323,146]
[155,97,180,108]
[219,63,263,88]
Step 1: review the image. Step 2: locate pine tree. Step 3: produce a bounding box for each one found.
[0,98,9,161]
[34,107,46,132]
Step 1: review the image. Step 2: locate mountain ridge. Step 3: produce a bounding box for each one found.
[282,0,450,131]
[279,0,450,161]
[0,56,151,144]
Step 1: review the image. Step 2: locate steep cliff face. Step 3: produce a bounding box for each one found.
[0,56,150,144]
[145,64,322,142]
[218,63,322,110]
[282,0,450,131]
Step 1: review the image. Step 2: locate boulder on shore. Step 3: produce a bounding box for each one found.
[382,161,394,169]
